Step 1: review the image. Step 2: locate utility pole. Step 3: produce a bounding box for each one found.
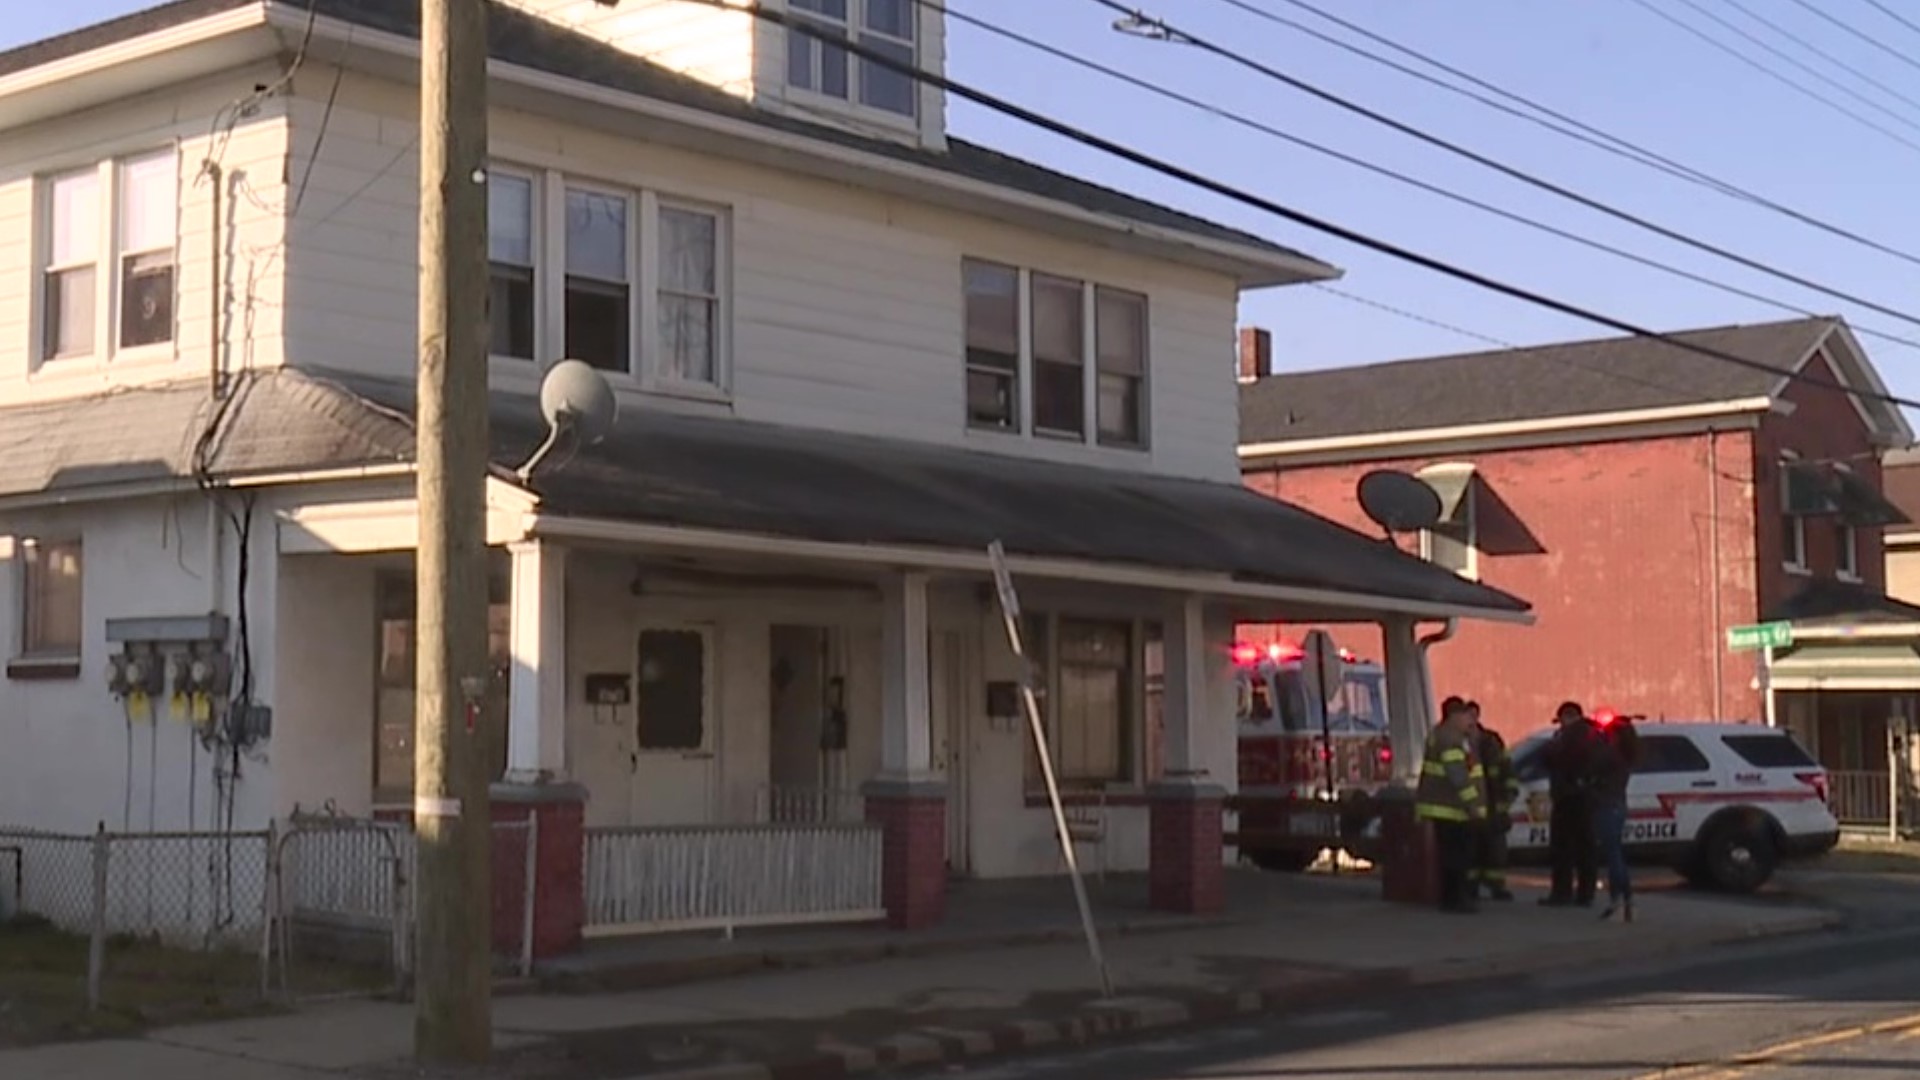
[414,0,493,1064]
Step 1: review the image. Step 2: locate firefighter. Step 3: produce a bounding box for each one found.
[1416,695,1489,914]
[1540,701,1604,908]
[1466,700,1517,902]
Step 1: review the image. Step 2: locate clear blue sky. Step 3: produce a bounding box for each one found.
[14,1,1920,408]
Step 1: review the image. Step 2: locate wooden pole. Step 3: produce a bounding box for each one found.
[413,0,493,1063]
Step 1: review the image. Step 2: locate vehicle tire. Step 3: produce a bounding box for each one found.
[1247,848,1319,873]
[1700,821,1778,894]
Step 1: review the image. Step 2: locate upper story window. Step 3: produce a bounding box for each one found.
[788,0,918,118]
[1836,521,1859,580]
[962,258,1151,450]
[39,150,177,364]
[485,166,730,396]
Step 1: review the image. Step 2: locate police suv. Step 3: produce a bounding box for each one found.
[1504,719,1840,894]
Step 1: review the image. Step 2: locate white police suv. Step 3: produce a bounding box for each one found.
[1504,720,1840,894]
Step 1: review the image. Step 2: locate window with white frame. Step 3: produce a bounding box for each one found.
[41,151,177,363]
[485,166,729,393]
[658,205,722,385]
[1836,521,1859,579]
[565,186,632,374]
[1783,512,1808,571]
[19,538,82,660]
[488,171,537,361]
[963,259,1020,431]
[787,0,918,118]
[962,260,1151,449]
[1021,613,1160,789]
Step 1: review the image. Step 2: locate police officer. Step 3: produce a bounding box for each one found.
[1541,701,1603,907]
[1417,696,1489,914]
[1467,700,1517,902]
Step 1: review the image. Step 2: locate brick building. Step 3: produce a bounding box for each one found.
[1236,317,1917,820]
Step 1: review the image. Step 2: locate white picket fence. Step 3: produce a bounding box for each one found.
[583,821,885,938]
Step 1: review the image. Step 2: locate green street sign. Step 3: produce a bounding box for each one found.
[1727,621,1793,652]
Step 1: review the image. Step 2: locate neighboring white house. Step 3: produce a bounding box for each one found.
[0,0,1528,950]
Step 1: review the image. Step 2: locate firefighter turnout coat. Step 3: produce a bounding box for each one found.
[1416,723,1488,824]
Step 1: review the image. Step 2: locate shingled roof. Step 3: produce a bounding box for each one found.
[0,0,1328,271]
[1240,316,1839,446]
[0,370,1528,619]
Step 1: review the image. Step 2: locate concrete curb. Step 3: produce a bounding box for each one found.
[631,910,1846,1080]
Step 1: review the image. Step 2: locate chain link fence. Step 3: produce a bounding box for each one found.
[2,814,541,1017]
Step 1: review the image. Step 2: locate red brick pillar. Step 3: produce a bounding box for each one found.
[863,778,947,930]
[490,782,588,960]
[1149,781,1227,915]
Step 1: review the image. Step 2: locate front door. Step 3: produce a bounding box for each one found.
[928,629,970,874]
[630,625,718,826]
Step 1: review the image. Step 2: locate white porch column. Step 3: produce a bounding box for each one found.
[504,540,568,783]
[878,570,934,777]
[1382,617,1432,786]
[1161,594,1211,780]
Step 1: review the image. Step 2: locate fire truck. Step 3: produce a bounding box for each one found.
[1229,639,1394,872]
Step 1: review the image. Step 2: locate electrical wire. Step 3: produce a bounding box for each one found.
[933,0,1920,354]
[1113,0,1920,332]
[1714,0,1920,114]
[1257,0,1920,270]
[1309,283,1516,350]
[698,0,1920,412]
[1779,0,1920,82]
[1624,0,1920,155]
[1862,0,1920,40]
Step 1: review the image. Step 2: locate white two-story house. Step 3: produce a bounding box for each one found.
[0,0,1528,953]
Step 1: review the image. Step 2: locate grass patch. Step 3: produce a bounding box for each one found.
[1816,838,1920,876]
[0,915,386,1048]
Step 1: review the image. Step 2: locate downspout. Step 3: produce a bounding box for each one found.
[1416,618,1459,708]
[1708,430,1724,721]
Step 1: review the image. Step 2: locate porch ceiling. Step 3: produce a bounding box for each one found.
[0,369,1530,622]
[1772,641,1920,686]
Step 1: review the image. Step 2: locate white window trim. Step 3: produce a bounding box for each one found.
[489,164,733,399]
[1781,450,1811,575]
[34,149,180,372]
[784,0,921,125]
[966,262,1151,453]
[1837,521,1860,582]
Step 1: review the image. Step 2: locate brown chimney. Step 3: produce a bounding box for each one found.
[1238,326,1272,382]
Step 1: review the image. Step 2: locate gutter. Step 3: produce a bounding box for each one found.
[523,513,1536,625]
[1238,397,1780,461]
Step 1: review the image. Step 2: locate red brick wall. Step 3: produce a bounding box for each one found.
[1245,428,1763,745]
[1755,350,1885,612]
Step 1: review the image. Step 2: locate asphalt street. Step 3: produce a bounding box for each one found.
[914,896,1920,1080]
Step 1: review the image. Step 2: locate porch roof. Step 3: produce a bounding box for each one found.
[0,370,1530,621]
[1766,579,1920,628]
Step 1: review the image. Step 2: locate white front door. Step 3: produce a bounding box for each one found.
[929,629,970,874]
[629,625,718,826]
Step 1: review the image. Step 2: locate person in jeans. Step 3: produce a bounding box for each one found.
[1592,714,1642,922]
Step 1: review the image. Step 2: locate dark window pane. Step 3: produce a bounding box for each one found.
[566,278,629,373]
[45,265,95,358]
[119,253,173,348]
[637,630,707,750]
[966,364,1016,430]
[488,265,535,359]
[1033,359,1084,436]
[1635,735,1712,774]
[1724,733,1818,769]
[858,36,915,115]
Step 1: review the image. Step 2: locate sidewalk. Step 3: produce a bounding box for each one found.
[0,871,1846,1080]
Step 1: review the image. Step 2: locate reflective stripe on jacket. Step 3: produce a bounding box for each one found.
[1477,729,1519,810]
[1416,725,1487,823]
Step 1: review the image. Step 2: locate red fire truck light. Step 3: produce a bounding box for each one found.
[1378,746,1393,764]
[1270,642,1304,662]
[1232,643,1261,666]
[1593,707,1619,727]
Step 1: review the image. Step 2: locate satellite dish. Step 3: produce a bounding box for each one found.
[516,359,617,481]
[1357,469,1442,537]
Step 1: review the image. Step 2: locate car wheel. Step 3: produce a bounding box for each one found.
[1702,822,1778,894]
[1247,848,1319,873]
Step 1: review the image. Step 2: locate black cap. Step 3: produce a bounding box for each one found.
[1555,701,1585,723]
[1439,695,1469,718]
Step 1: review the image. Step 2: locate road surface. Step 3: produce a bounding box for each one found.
[921,915,1920,1080]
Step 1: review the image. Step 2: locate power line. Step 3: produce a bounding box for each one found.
[697,0,1920,413]
[1110,0,1920,333]
[935,0,1920,353]
[1309,283,1516,349]
[1861,0,1920,41]
[1718,0,1920,112]
[1780,0,1920,81]
[1257,0,1920,271]
[1624,0,1920,155]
